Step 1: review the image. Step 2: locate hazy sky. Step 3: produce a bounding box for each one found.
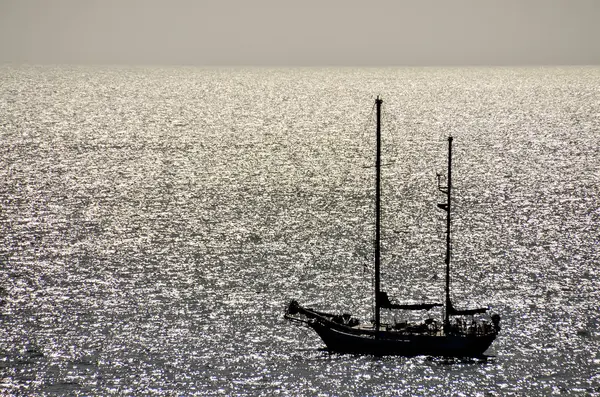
[1,0,599,66]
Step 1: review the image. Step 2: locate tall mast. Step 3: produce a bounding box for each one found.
[444,136,453,326]
[374,97,382,333]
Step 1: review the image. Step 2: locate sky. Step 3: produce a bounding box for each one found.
[0,0,599,66]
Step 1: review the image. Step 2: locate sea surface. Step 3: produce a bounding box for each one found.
[1,65,599,396]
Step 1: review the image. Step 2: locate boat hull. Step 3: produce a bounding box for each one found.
[309,321,496,357]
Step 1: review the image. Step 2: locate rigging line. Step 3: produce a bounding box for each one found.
[332,97,377,185]
[351,100,378,268]
[338,99,376,189]
[328,103,377,266]
[380,103,403,165]
[349,99,379,304]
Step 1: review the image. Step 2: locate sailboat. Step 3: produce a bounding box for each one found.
[285,97,501,357]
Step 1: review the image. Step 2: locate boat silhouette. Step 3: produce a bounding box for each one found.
[285,97,500,357]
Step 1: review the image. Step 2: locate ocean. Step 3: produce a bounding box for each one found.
[1,65,599,396]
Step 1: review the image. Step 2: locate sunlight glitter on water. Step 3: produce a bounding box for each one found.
[1,65,600,395]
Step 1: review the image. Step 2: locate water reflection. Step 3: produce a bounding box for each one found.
[0,65,599,395]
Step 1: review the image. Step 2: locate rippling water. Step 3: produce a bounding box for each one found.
[1,65,599,395]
